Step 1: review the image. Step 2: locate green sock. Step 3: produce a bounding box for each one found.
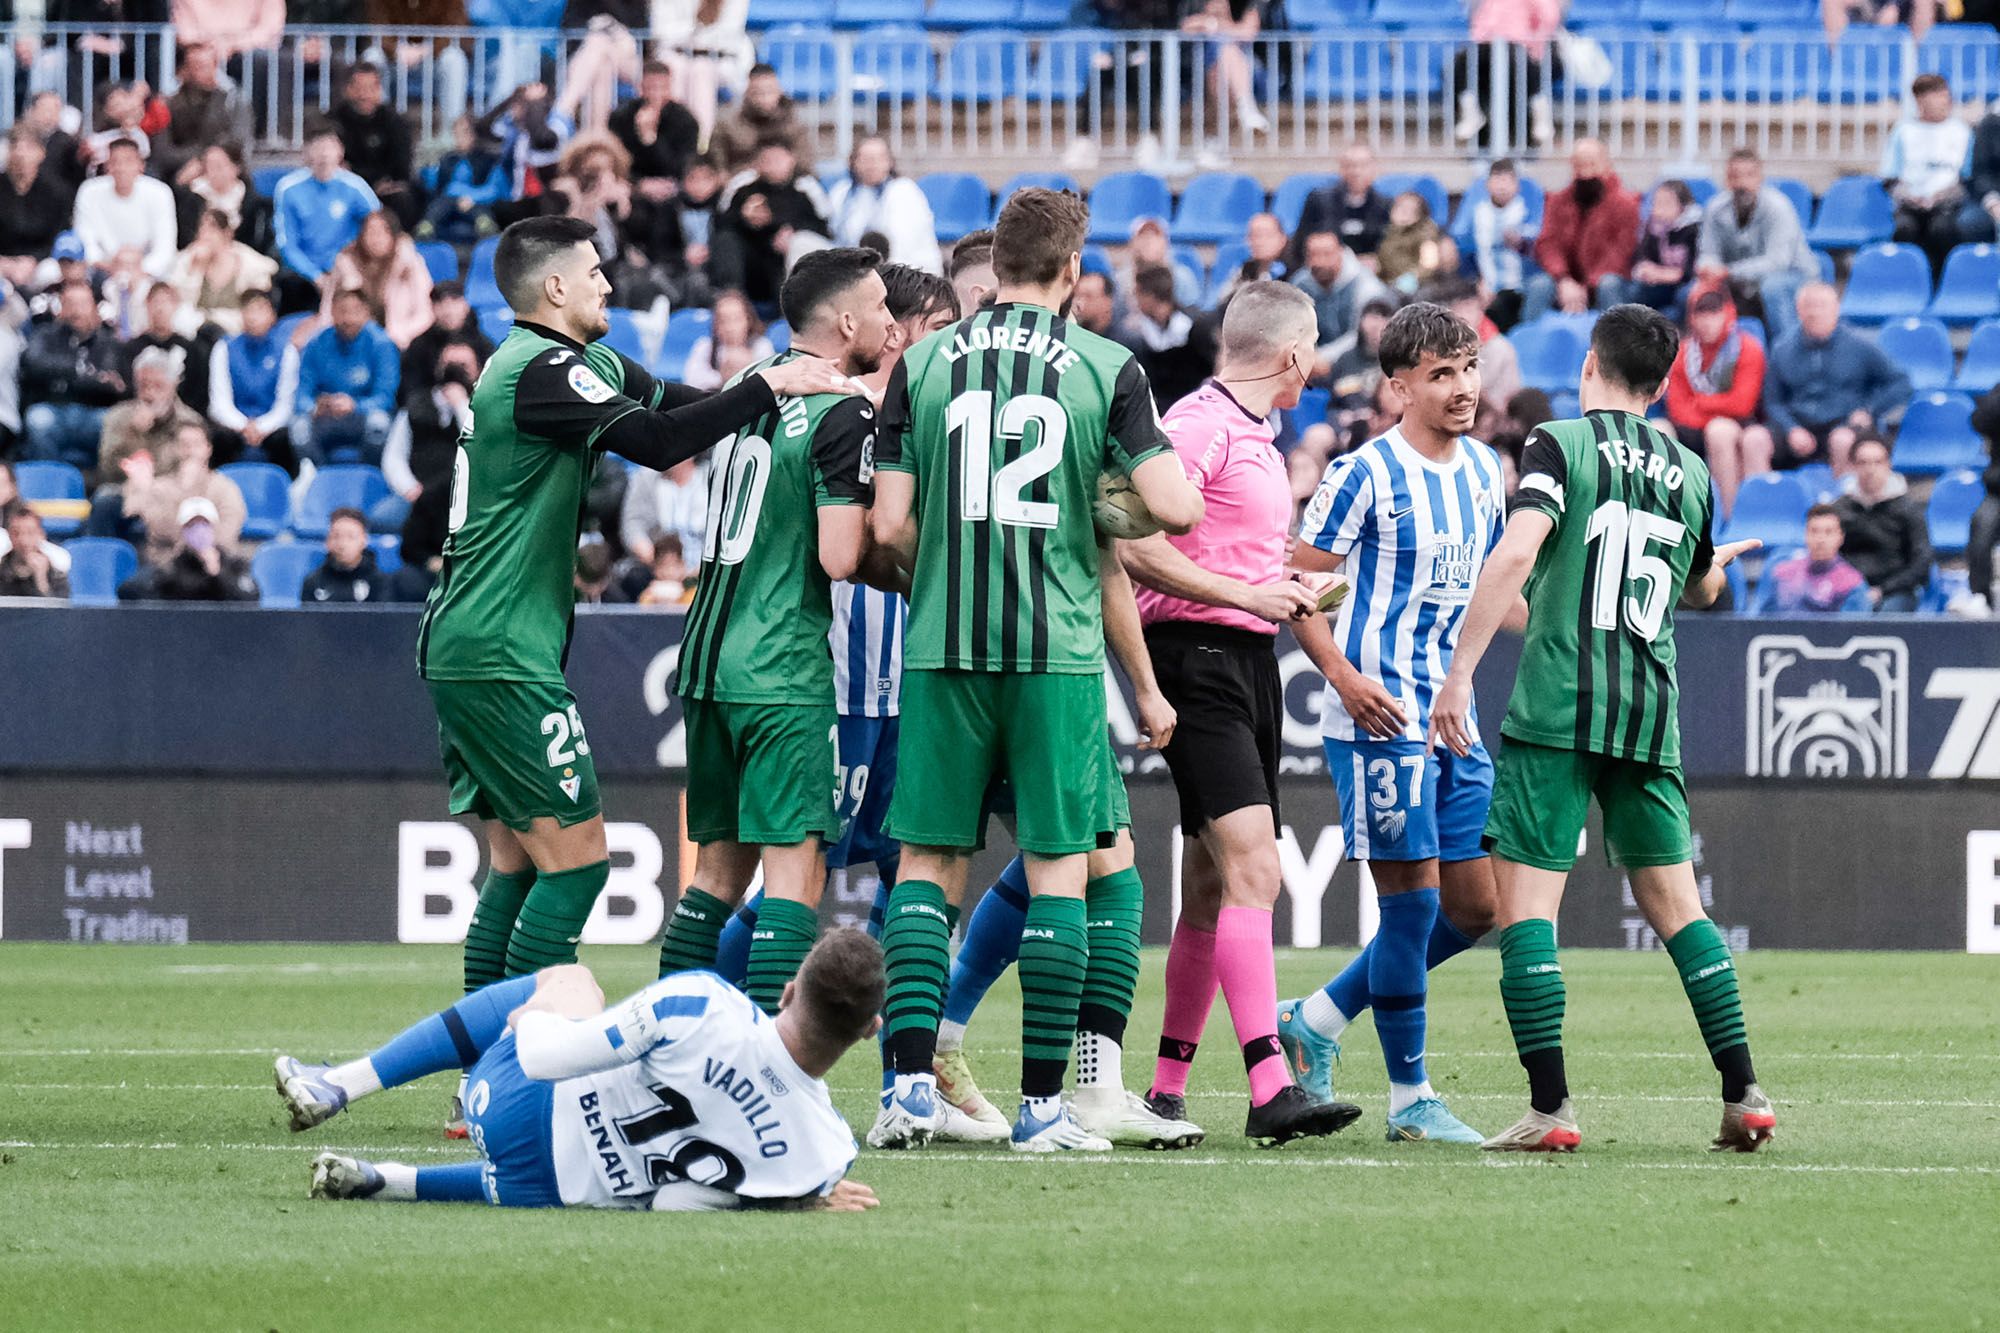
[464,866,536,993]
[502,860,608,975]
[745,897,819,1015]
[1078,868,1143,1040]
[881,881,951,1074]
[1019,894,1089,1099]
[1498,918,1569,1114]
[1665,919,1758,1101]
[657,888,729,977]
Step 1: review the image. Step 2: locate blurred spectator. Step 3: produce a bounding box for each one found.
[1527,139,1639,320]
[33,1,164,110]
[1883,72,1970,279]
[1454,0,1560,151]
[94,418,245,560]
[552,1,647,131]
[0,506,69,599]
[1181,0,1272,148]
[17,231,101,324]
[712,138,827,312]
[418,115,509,244]
[1763,282,1909,475]
[1506,386,1555,435]
[1117,215,1202,311]
[333,62,420,230]
[377,339,478,533]
[401,282,495,399]
[948,229,996,315]
[664,154,725,301]
[171,0,286,64]
[548,134,679,309]
[81,83,153,170]
[175,141,275,255]
[301,505,386,602]
[1068,270,1117,337]
[153,42,248,185]
[1666,290,1769,514]
[116,495,259,602]
[635,533,694,606]
[712,64,814,176]
[1377,191,1450,295]
[1961,388,2000,616]
[393,462,451,602]
[826,136,943,276]
[648,0,757,139]
[295,287,400,466]
[1750,504,1872,614]
[609,60,701,192]
[0,287,24,458]
[1325,295,1394,429]
[1468,158,1534,330]
[619,455,708,575]
[1216,212,1290,304]
[208,288,300,471]
[274,127,381,286]
[0,127,74,261]
[20,279,127,470]
[574,539,625,604]
[1696,147,1817,345]
[1117,264,1209,408]
[321,209,434,349]
[1625,180,1700,315]
[1832,434,1931,613]
[1959,100,2000,245]
[99,344,203,479]
[480,82,575,205]
[680,290,772,391]
[168,206,279,336]
[1294,144,1390,262]
[122,281,210,415]
[72,137,176,279]
[1290,231,1389,368]
[0,468,67,575]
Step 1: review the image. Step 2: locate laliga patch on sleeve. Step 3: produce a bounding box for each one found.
[568,363,615,404]
[1301,484,1333,534]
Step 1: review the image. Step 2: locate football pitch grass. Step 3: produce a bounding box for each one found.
[3,944,1996,1332]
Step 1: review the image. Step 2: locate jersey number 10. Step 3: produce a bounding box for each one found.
[948,390,1065,529]
[1583,500,1686,644]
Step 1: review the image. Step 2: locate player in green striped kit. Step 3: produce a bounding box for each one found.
[654,248,899,1014]
[1427,305,1775,1154]
[416,216,858,1006]
[867,187,1205,1152]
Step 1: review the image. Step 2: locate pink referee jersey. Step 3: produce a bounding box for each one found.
[1135,379,1293,636]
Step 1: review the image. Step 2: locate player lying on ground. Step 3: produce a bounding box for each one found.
[274,930,885,1210]
[1427,305,1774,1154]
[1280,302,1508,1146]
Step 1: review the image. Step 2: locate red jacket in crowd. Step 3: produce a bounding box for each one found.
[1534,171,1641,293]
[1666,311,1767,433]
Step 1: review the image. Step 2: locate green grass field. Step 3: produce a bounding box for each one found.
[2,944,1996,1332]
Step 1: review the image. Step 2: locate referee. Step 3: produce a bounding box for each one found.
[1123,281,1360,1143]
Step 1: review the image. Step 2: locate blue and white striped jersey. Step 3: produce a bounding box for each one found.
[1301,427,1506,744]
[828,582,904,718]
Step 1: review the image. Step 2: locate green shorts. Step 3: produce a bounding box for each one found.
[682,697,838,846]
[1484,738,1693,872]
[428,678,602,832]
[889,669,1114,856]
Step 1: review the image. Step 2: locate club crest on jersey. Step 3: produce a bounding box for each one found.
[560,775,583,802]
[1374,807,1409,840]
[568,364,615,404]
[858,432,876,484]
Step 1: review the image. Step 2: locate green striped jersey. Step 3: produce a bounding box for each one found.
[673,351,874,703]
[1504,409,1715,766]
[417,323,663,683]
[878,302,1170,674]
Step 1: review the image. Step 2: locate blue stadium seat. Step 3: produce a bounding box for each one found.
[1738,315,1766,346]
[1927,469,1986,555]
[1023,31,1102,103]
[1918,22,2000,88]
[1735,26,1906,104]
[1087,171,1174,243]
[761,27,839,100]
[999,171,1080,200]
[293,465,391,540]
[63,537,138,606]
[919,172,992,242]
[1791,461,1837,503]
[1896,392,1986,475]
[1926,244,2000,325]
[220,462,293,543]
[1814,248,1838,283]
[602,308,647,363]
[1808,176,1895,249]
[1300,30,1444,100]
[465,237,504,310]
[1080,244,1115,278]
[253,165,292,200]
[745,0,821,23]
[1206,241,1251,304]
[1375,172,1448,225]
[1016,0,1073,27]
[1568,0,1640,19]
[1173,172,1265,244]
[1953,318,2000,391]
[926,0,1018,26]
[1722,0,1815,22]
[1637,0,1723,24]
[1922,561,1971,613]
[478,306,513,347]
[1272,173,1339,232]
[850,27,934,100]
[1638,28,1742,102]
[415,241,460,285]
[1368,0,1457,26]
[1512,319,1589,394]
[832,0,922,22]
[1841,244,1931,325]
[654,308,713,380]
[1723,472,1810,548]
[1287,0,1370,24]
[1770,177,1816,226]
[766,320,791,353]
[1876,317,1955,392]
[251,542,319,608]
[370,534,403,575]
[14,460,88,538]
[946,31,1026,103]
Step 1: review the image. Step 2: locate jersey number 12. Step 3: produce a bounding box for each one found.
[948,390,1065,529]
[1584,500,1686,643]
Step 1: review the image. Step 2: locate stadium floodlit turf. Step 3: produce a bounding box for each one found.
[2,944,1996,1331]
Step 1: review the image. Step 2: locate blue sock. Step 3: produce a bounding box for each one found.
[1321,942,1373,1020]
[414,1162,489,1203]
[369,974,539,1088]
[866,859,897,938]
[940,857,1030,1027]
[1427,911,1480,969]
[1370,888,1440,1091]
[715,889,762,987]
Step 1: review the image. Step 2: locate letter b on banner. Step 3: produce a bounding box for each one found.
[1966,832,2000,954]
[398,821,667,944]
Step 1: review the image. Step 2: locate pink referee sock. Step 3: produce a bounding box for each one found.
[1150,917,1219,1098]
[1215,905,1291,1107]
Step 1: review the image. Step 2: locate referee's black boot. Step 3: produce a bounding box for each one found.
[1245,1084,1363,1146]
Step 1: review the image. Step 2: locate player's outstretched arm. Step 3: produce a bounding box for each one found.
[1127,452,1204,535]
[1121,532,1316,623]
[1681,539,1762,610]
[1429,511,1554,758]
[512,977,716,1082]
[1098,541,1175,751]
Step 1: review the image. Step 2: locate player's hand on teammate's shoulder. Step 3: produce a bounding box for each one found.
[1427,674,1474,759]
[757,355,869,401]
[816,1179,880,1212]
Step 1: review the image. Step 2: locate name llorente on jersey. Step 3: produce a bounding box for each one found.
[939,323,1082,373]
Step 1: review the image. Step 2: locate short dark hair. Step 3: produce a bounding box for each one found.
[1490,157,1518,177]
[879,261,958,325]
[949,229,995,280]
[748,62,778,80]
[641,58,672,79]
[1075,270,1112,296]
[492,215,598,314]
[1852,431,1891,459]
[1913,72,1950,97]
[793,927,886,1047]
[304,119,342,145]
[432,279,465,301]
[106,136,142,158]
[1655,178,1695,211]
[780,246,881,330]
[1807,501,1843,523]
[1728,145,1761,166]
[8,504,41,530]
[576,542,613,581]
[1590,303,1681,396]
[328,506,368,531]
[1379,301,1479,377]
[992,188,1089,287]
[1132,264,1177,307]
[241,288,275,311]
[331,285,371,307]
[344,61,380,85]
[198,207,233,233]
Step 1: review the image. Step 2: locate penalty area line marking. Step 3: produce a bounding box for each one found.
[866,1153,2000,1177]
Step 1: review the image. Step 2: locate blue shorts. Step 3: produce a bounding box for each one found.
[1325,736,1494,864]
[462,1032,563,1208]
[828,712,899,871]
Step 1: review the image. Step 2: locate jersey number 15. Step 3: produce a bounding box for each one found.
[1584,500,1686,643]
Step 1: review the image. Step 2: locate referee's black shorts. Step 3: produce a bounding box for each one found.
[1145,620,1283,832]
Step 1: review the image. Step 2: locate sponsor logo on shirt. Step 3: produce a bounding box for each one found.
[568,364,615,404]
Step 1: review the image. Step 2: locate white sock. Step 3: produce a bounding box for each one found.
[1388,1080,1436,1116]
[1298,989,1351,1043]
[374,1162,419,1200]
[1025,1093,1064,1123]
[935,1019,968,1054]
[1074,1031,1124,1090]
[327,1059,383,1099]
